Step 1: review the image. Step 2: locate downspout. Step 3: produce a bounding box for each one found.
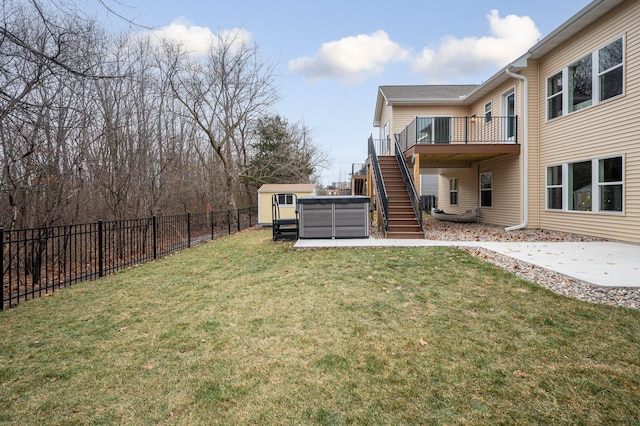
[505,65,528,231]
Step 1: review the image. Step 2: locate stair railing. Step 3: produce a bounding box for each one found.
[368,136,389,232]
[272,193,299,240]
[394,137,423,231]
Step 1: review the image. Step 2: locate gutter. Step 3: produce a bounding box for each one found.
[504,65,529,232]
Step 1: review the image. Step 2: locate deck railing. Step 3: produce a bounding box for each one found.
[351,163,366,176]
[394,137,422,231]
[396,116,518,152]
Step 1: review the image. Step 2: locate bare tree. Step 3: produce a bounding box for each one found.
[0,1,108,228]
[1,0,313,228]
[164,32,279,209]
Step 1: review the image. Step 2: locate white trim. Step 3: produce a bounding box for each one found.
[449,177,459,206]
[501,88,516,142]
[504,70,528,231]
[276,193,295,207]
[543,154,624,214]
[479,172,493,208]
[545,163,564,210]
[484,101,492,123]
[544,35,624,122]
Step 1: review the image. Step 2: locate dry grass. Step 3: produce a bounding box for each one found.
[1,228,639,425]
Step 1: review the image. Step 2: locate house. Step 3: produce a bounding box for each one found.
[257,184,316,226]
[369,0,640,244]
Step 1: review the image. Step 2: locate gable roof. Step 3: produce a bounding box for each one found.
[374,85,478,126]
[257,184,315,193]
[379,85,478,102]
[373,0,627,126]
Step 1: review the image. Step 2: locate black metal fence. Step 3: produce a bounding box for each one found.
[420,195,438,212]
[1,206,257,310]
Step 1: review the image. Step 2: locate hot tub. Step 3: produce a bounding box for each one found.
[297,196,370,239]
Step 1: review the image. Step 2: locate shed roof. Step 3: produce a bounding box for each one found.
[257,184,315,193]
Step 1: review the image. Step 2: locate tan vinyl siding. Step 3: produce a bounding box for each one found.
[392,105,470,136]
[469,81,520,121]
[535,0,640,243]
[379,104,392,140]
[523,61,542,229]
[466,79,528,227]
[438,169,478,214]
[479,155,521,226]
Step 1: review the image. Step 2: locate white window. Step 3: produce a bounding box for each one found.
[598,156,623,212]
[382,121,390,141]
[480,172,493,208]
[276,193,294,206]
[484,102,492,123]
[545,155,623,213]
[546,37,624,120]
[569,160,592,211]
[502,91,516,141]
[449,178,458,206]
[546,165,563,210]
[569,54,592,113]
[547,71,563,119]
[598,38,624,101]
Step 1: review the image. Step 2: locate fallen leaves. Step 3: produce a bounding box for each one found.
[513,370,531,378]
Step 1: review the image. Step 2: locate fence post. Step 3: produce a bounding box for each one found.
[210,211,215,240]
[187,213,191,248]
[227,210,231,235]
[237,208,241,232]
[152,215,158,260]
[98,220,104,278]
[1,228,4,311]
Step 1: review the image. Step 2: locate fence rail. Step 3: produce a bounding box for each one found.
[1,206,257,310]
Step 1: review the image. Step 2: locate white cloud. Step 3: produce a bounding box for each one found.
[411,10,541,82]
[288,30,410,85]
[136,18,252,57]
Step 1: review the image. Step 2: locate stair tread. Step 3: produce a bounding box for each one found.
[376,155,423,240]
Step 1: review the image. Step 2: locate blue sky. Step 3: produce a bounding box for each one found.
[98,0,592,185]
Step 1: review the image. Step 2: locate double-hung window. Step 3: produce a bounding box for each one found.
[598,156,623,212]
[547,72,563,119]
[449,178,458,206]
[480,172,493,208]
[598,37,624,101]
[545,156,623,213]
[546,37,624,120]
[484,102,492,123]
[546,165,563,210]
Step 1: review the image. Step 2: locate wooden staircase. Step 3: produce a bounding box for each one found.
[378,156,424,239]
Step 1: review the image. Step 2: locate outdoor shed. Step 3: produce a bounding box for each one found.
[257,183,316,226]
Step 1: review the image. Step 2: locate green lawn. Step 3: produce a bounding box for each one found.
[1,228,639,425]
